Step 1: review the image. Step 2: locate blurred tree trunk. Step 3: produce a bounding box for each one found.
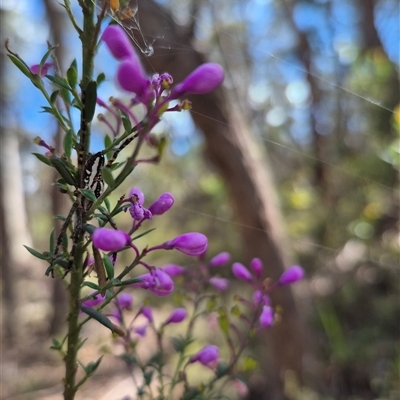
[126,1,304,398]
[0,7,34,345]
[43,0,68,336]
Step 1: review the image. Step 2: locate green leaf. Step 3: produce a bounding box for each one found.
[50,157,77,186]
[104,134,112,160]
[80,306,121,334]
[82,281,101,290]
[82,224,97,234]
[84,356,103,374]
[96,72,106,85]
[101,167,115,188]
[113,277,144,286]
[50,90,60,104]
[39,45,57,70]
[24,245,47,260]
[62,233,68,250]
[49,229,55,255]
[80,189,97,202]
[32,152,52,166]
[45,75,71,91]
[67,63,78,88]
[7,54,32,79]
[63,129,73,158]
[40,106,57,117]
[104,198,111,212]
[85,81,97,122]
[103,255,114,280]
[143,370,154,385]
[120,110,132,134]
[60,87,71,104]
[50,338,62,351]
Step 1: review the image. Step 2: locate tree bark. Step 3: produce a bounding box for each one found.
[125,1,304,397]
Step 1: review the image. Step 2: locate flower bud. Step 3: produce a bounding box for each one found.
[92,228,131,252]
[259,305,274,328]
[163,232,208,256]
[250,257,263,278]
[148,192,174,215]
[117,59,148,97]
[209,277,229,291]
[30,62,53,76]
[140,306,153,322]
[253,290,270,306]
[209,252,231,267]
[172,63,224,98]
[135,269,174,296]
[278,265,304,286]
[164,308,187,325]
[128,186,145,205]
[189,345,219,365]
[134,324,147,337]
[115,293,133,310]
[232,262,252,281]
[162,264,186,277]
[102,25,136,61]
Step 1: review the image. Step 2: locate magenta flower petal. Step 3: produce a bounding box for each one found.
[209,252,231,267]
[30,62,54,76]
[189,345,219,365]
[250,258,263,278]
[115,293,133,310]
[279,266,305,285]
[102,25,136,61]
[92,228,131,252]
[163,232,208,256]
[148,192,174,215]
[232,262,252,281]
[134,269,174,296]
[165,308,187,324]
[172,63,224,97]
[209,277,229,291]
[128,186,145,205]
[259,305,274,328]
[82,292,105,308]
[117,59,148,96]
[162,264,186,277]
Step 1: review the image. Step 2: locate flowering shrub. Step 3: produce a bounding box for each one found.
[6,2,304,399]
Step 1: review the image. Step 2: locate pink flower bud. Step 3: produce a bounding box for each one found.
[189,345,219,365]
[163,232,208,256]
[82,292,105,308]
[115,293,133,310]
[162,264,186,277]
[252,290,270,306]
[30,62,53,76]
[172,63,224,97]
[148,192,174,215]
[134,269,174,296]
[134,324,147,337]
[209,252,231,267]
[279,265,304,286]
[209,277,229,291]
[102,25,136,61]
[232,262,252,281]
[259,305,274,328]
[117,59,148,97]
[164,308,187,324]
[250,257,263,278]
[140,306,153,322]
[92,228,131,252]
[128,186,145,205]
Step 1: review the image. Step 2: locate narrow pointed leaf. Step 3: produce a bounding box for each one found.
[32,152,52,166]
[24,245,47,260]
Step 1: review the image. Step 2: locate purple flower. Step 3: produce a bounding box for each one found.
[92,228,131,252]
[209,277,229,291]
[140,306,153,322]
[171,63,224,98]
[278,266,305,286]
[134,269,174,296]
[102,25,137,61]
[232,262,252,281]
[164,308,187,325]
[209,252,231,267]
[250,258,263,278]
[148,192,174,215]
[253,290,270,306]
[259,305,274,328]
[162,264,186,277]
[115,293,133,310]
[117,59,149,97]
[189,345,219,365]
[134,324,147,337]
[82,292,105,308]
[163,232,208,256]
[30,62,53,76]
[128,186,145,205]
